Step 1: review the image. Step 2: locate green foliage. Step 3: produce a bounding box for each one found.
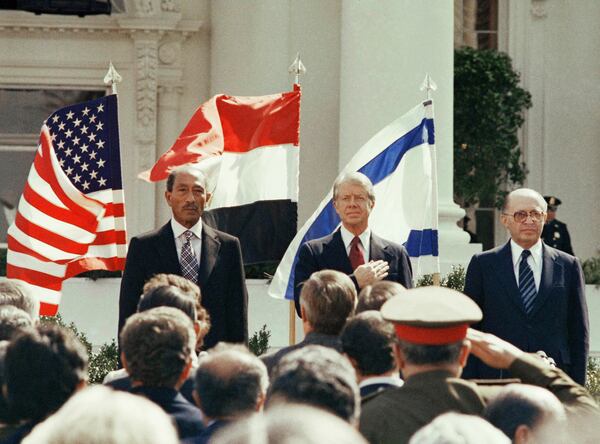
[41,313,119,384]
[244,262,278,280]
[416,265,466,292]
[582,256,600,286]
[586,357,600,401]
[454,47,532,207]
[249,324,271,356]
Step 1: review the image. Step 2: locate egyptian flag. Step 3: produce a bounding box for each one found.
[140,86,301,264]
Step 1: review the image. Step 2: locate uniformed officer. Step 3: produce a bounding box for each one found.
[542,195,574,255]
[358,286,598,444]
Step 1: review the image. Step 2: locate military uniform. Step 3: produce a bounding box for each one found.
[542,195,574,255]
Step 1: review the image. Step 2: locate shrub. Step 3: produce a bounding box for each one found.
[416,265,466,291]
[582,256,600,286]
[249,324,271,356]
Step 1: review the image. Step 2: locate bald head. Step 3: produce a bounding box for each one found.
[503,188,547,213]
[194,344,268,420]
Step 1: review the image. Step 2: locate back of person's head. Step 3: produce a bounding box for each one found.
[143,273,201,303]
[0,305,33,341]
[341,311,397,377]
[120,306,194,388]
[0,278,39,320]
[300,270,356,335]
[267,345,360,425]
[5,324,88,422]
[356,281,405,313]
[0,341,16,424]
[138,285,197,322]
[211,404,368,444]
[22,386,179,444]
[397,339,464,367]
[194,343,268,419]
[484,384,567,443]
[409,412,510,444]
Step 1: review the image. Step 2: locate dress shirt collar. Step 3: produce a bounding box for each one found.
[340,225,371,255]
[358,374,404,389]
[171,218,203,240]
[510,238,542,267]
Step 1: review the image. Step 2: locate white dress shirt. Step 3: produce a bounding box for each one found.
[171,218,203,264]
[340,226,371,262]
[510,239,543,291]
[358,374,404,390]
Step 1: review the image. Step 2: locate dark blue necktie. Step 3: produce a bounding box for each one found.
[519,250,537,314]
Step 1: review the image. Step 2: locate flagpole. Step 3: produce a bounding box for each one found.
[287,53,306,345]
[420,73,441,286]
[104,61,122,95]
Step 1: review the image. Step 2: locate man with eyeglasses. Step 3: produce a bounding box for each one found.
[293,172,413,317]
[462,188,588,384]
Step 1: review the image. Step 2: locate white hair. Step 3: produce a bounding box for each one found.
[22,386,178,444]
[409,412,510,444]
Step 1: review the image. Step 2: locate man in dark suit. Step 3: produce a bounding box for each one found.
[293,172,413,316]
[119,165,247,349]
[463,188,589,384]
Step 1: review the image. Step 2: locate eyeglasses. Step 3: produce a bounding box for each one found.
[502,210,545,223]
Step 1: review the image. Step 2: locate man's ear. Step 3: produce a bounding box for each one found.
[458,339,472,368]
[395,344,407,370]
[120,352,129,372]
[205,192,212,205]
[164,190,172,207]
[514,424,532,444]
[300,304,306,321]
[256,391,266,412]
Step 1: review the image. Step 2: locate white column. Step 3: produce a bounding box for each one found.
[338,0,479,274]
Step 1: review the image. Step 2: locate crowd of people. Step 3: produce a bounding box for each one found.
[0,167,595,443]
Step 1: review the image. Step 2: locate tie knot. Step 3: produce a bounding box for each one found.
[521,249,531,259]
[351,236,361,247]
[183,230,194,241]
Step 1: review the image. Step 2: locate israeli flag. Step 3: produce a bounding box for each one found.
[268,100,439,300]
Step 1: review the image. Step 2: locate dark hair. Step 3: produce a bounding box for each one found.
[397,340,463,366]
[166,166,208,193]
[484,384,565,439]
[138,285,197,322]
[0,279,38,319]
[356,281,405,313]
[0,341,16,424]
[341,311,397,376]
[267,345,360,425]
[121,307,194,388]
[5,324,88,422]
[194,344,268,418]
[300,270,356,335]
[0,305,33,341]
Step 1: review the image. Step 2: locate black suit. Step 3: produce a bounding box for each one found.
[463,241,589,384]
[118,221,248,348]
[293,229,413,316]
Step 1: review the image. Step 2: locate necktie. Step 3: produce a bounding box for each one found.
[349,236,366,271]
[519,250,537,314]
[180,231,199,284]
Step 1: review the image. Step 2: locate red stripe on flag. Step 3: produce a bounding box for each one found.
[65,256,125,278]
[23,183,98,231]
[6,264,63,291]
[93,230,127,245]
[104,203,125,218]
[40,302,59,316]
[14,213,89,255]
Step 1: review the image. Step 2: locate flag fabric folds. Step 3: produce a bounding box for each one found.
[141,86,301,264]
[268,100,439,300]
[7,95,127,315]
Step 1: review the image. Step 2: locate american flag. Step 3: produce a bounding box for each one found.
[6,94,127,316]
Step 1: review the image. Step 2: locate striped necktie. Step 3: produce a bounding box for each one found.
[180,230,199,284]
[519,250,537,314]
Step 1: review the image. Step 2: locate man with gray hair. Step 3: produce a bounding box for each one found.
[293,171,413,316]
[0,278,39,320]
[119,165,247,349]
[463,187,588,384]
[120,306,204,440]
[185,344,268,444]
[261,270,356,375]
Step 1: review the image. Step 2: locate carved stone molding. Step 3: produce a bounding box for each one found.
[531,0,548,19]
[134,38,159,157]
[158,41,180,65]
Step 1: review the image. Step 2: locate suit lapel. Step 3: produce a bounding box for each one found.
[156,223,182,275]
[198,223,221,287]
[529,244,558,318]
[323,230,353,274]
[370,233,390,262]
[493,242,526,313]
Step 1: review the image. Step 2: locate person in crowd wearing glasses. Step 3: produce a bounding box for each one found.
[462,188,588,384]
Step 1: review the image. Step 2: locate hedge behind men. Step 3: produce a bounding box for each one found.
[293,172,413,316]
[463,188,588,384]
[119,166,247,348]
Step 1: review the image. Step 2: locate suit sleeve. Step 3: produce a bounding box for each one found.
[118,236,145,336]
[225,237,248,344]
[567,257,589,385]
[398,247,414,289]
[462,255,484,379]
[293,243,318,317]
